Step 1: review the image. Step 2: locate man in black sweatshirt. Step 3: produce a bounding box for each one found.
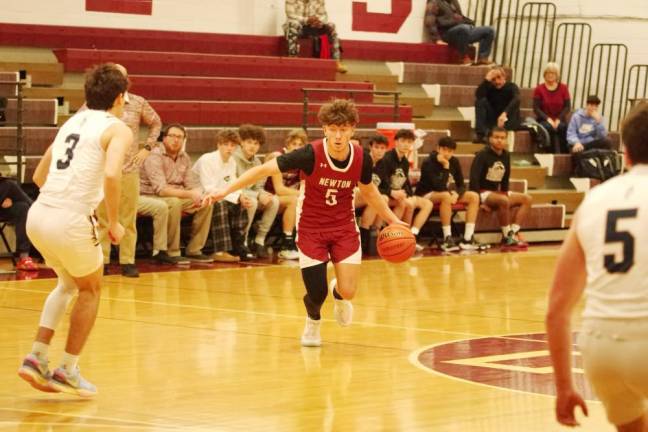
[474,66,521,143]
[416,136,485,251]
[469,127,532,250]
[375,129,433,250]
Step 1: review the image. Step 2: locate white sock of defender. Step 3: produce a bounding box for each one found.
[501,225,511,236]
[511,224,521,234]
[464,223,475,241]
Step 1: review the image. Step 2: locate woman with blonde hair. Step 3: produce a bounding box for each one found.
[533,62,571,153]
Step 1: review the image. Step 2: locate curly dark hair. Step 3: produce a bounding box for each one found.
[84,63,129,110]
[317,99,359,126]
[238,124,266,145]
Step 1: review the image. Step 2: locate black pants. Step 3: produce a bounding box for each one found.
[539,120,568,153]
[582,137,613,151]
[475,97,521,137]
[0,179,33,254]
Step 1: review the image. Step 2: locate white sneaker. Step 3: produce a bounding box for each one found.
[278,248,299,260]
[330,278,353,327]
[301,317,322,347]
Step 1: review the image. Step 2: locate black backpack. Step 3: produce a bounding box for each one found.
[573,149,622,181]
[522,117,551,152]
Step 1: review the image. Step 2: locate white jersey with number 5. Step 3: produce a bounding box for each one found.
[38,109,122,214]
[576,165,648,319]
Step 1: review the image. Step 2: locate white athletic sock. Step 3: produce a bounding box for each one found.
[501,225,511,236]
[31,341,49,358]
[442,225,451,238]
[511,224,521,234]
[411,227,420,236]
[283,231,292,237]
[464,223,475,241]
[60,352,79,372]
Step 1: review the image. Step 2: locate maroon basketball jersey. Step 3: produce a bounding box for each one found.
[298,139,363,231]
[264,149,300,194]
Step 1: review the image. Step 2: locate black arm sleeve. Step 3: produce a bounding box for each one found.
[426,161,450,192]
[374,158,392,196]
[276,144,315,175]
[475,80,491,99]
[504,83,521,114]
[533,97,548,121]
[360,150,373,185]
[469,153,484,192]
[559,98,571,122]
[450,158,466,195]
[501,153,511,192]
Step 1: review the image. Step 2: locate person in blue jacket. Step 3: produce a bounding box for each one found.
[566,95,612,153]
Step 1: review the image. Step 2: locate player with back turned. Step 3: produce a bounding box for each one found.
[547,102,648,431]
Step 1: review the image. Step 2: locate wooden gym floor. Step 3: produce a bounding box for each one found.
[0,247,613,431]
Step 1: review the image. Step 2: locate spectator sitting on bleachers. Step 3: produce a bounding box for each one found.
[263,129,304,260]
[533,62,571,153]
[194,129,253,262]
[415,136,486,252]
[354,135,400,254]
[138,124,213,264]
[474,66,520,143]
[566,94,612,154]
[469,127,532,250]
[0,177,38,270]
[283,0,347,73]
[374,129,433,251]
[425,0,495,66]
[234,124,280,260]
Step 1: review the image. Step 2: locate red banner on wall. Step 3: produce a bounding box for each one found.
[86,0,152,15]
[352,0,411,33]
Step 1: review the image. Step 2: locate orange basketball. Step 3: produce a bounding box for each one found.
[376,225,416,263]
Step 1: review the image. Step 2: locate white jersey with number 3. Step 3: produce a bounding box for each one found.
[38,109,121,214]
[576,165,648,319]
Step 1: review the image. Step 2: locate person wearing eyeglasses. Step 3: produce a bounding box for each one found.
[137,124,214,265]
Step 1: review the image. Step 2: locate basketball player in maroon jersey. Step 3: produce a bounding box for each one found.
[204,99,404,346]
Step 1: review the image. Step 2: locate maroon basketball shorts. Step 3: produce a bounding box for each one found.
[296,224,361,268]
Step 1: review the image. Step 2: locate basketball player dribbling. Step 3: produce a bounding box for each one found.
[17,63,132,397]
[547,102,648,431]
[204,99,405,346]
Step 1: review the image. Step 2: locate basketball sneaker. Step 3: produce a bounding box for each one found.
[279,236,299,260]
[514,232,529,250]
[49,366,97,398]
[459,236,489,252]
[330,278,353,327]
[501,231,519,251]
[440,236,460,252]
[301,317,322,347]
[17,353,59,393]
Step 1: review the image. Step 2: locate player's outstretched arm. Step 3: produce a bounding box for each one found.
[102,122,132,244]
[358,181,406,226]
[33,145,53,188]
[203,158,281,206]
[546,217,588,427]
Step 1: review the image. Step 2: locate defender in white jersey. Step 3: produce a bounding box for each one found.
[17,64,132,397]
[547,102,648,431]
